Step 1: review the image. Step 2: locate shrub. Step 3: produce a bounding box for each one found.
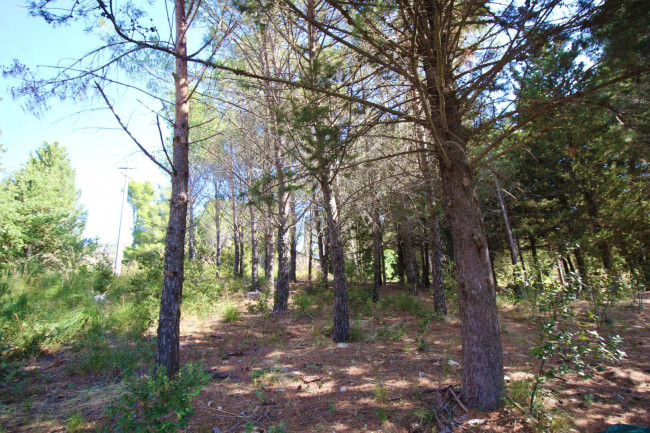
[103,362,209,432]
[529,280,625,416]
[293,292,315,316]
[221,302,241,323]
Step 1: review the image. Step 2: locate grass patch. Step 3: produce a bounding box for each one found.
[221,302,241,323]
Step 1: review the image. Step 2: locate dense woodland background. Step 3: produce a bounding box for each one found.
[0,0,648,431]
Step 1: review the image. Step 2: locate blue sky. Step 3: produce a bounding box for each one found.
[0,1,170,248]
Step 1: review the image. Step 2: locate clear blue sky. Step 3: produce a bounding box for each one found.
[0,1,170,248]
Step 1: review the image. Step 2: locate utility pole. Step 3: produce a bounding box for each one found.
[114,166,134,275]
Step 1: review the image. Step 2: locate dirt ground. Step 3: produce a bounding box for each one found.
[2,284,649,432]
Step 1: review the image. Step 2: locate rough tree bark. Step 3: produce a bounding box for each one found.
[213,181,222,272]
[395,225,406,286]
[273,136,291,310]
[155,0,190,377]
[401,216,419,295]
[315,207,328,286]
[250,206,260,291]
[289,196,298,282]
[231,181,240,277]
[321,173,349,342]
[421,243,430,288]
[238,236,244,278]
[307,202,313,281]
[371,204,382,302]
[264,203,275,289]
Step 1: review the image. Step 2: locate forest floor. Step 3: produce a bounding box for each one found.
[1,283,648,433]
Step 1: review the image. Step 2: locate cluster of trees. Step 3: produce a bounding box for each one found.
[0,142,87,270]
[8,0,647,411]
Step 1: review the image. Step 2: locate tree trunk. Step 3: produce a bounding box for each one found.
[155,0,189,377]
[421,243,430,288]
[574,247,589,287]
[213,184,222,272]
[315,207,328,286]
[371,205,381,302]
[289,197,297,282]
[273,141,291,310]
[188,206,195,262]
[380,230,387,286]
[250,206,259,292]
[232,188,239,277]
[395,225,405,286]
[238,237,244,278]
[401,217,418,295]
[430,216,447,314]
[494,172,518,267]
[438,145,503,410]
[264,204,275,289]
[321,173,349,342]
[529,233,542,284]
[516,237,527,272]
[307,203,313,281]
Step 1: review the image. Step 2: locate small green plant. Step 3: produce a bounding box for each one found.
[103,362,209,432]
[529,280,625,416]
[373,383,388,405]
[416,337,429,352]
[412,406,436,426]
[583,393,594,405]
[250,366,281,384]
[254,385,269,403]
[66,413,84,433]
[377,323,406,342]
[328,397,337,413]
[221,302,241,323]
[349,318,363,342]
[268,421,287,433]
[376,407,389,422]
[293,292,315,317]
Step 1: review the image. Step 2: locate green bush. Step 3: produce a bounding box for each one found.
[221,302,241,323]
[103,363,209,432]
[293,292,315,316]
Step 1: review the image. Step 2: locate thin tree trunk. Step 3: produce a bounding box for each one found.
[239,237,244,278]
[529,233,542,284]
[371,205,381,302]
[250,206,259,292]
[232,189,239,277]
[213,185,222,272]
[421,243,430,288]
[308,203,313,282]
[315,207,328,286]
[416,106,446,314]
[567,255,576,274]
[289,197,297,282]
[401,217,418,295]
[188,206,195,262]
[562,257,570,276]
[155,0,189,377]
[574,247,589,287]
[264,204,275,289]
[494,172,518,267]
[558,262,566,285]
[380,230,387,286]
[430,216,447,314]
[516,237,527,272]
[321,173,349,342]
[395,225,405,286]
[273,137,290,310]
